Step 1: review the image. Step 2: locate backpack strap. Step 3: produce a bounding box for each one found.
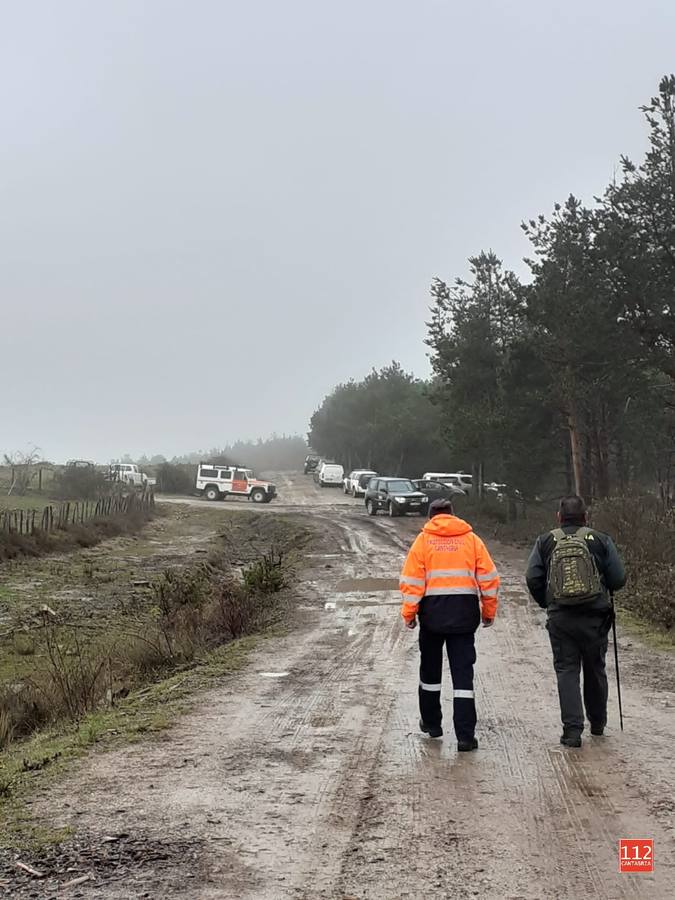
[550,528,566,542]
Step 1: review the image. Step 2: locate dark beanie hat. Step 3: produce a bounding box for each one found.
[428,498,454,518]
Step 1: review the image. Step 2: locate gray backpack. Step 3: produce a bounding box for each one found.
[548,527,602,605]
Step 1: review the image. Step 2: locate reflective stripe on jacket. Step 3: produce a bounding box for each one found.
[400,514,500,633]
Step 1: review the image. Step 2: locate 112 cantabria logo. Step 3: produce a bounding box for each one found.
[619,840,653,873]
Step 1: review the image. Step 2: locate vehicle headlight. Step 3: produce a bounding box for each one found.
[394,497,406,503]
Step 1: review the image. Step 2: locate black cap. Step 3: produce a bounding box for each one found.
[428,498,454,518]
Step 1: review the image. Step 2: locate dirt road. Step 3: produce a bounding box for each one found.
[21,475,675,897]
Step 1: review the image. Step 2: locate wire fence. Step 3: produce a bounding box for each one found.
[0,490,155,537]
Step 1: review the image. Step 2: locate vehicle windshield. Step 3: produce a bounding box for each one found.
[386,480,416,493]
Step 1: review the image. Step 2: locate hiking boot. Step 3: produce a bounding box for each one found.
[457,738,478,752]
[560,733,582,748]
[419,719,443,738]
[590,723,605,736]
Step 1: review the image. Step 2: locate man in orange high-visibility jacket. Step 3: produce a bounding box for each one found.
[400,499,500,750]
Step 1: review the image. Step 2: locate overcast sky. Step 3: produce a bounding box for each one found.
[2,0,674,462]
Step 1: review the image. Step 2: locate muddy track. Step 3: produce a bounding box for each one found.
[8,476,674,898]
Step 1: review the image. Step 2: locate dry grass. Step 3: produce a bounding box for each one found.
[0,534,300,751]
[0,508,154,563]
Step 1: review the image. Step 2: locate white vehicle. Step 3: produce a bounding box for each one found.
[195,463,277,503]
[108,463,155,488]
[344,469,377,496]
[422,472,473,493]
[317,462,344,487]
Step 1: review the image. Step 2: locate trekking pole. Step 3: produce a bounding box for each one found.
[611,593,624,732]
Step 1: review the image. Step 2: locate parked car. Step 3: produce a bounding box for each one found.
[304,455,320,474]
[66,459,95,469]
[354,471,378,497]
[312,459,330,484]
[195,463,277,503]
[107,463,155,488]
[344,469,377,496]
[364,477,429,517]
[412,479,464,503]
[318,462,344,487]
[422,472,473,493]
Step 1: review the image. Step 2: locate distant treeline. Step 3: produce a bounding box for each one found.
[122,436,308,491]
[169,435,307,473]
[310,76,675,503]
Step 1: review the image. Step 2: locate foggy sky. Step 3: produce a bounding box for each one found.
[2,0,674,462]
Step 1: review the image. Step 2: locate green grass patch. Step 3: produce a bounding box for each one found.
[617,609,675,652]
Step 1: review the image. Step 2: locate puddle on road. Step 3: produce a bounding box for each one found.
[335,577,398,593]
[336,595,400,607]
[307,553,344,559]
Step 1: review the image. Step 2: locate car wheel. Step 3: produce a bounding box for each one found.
[251,488,266,503]
[388,502,399,518]
[366,500,376,517]
[204,486,220,502]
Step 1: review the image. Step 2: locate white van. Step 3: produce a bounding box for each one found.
[318,462,344,487]
[422,472,473,493]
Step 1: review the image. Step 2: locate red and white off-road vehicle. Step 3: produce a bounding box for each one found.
[195,464,277,503]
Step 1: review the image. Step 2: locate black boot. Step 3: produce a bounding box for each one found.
[419,719,443,738]
[590,723,605,736]
[560,731,582,748]
[457,737,478,752]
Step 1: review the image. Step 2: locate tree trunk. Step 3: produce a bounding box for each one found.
[471,462,481,499]
[567,401,587,498]
[595,407,611,499]
[564,441,574,494]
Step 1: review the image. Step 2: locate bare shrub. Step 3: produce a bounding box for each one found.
[52,466,110,500]
[3,446,42,496]
[0,707,14,749]
[156,462,194,494]
[0,682,56,746]
[210,578,258,639]
[593,496,675,630]
[151,565,213,658]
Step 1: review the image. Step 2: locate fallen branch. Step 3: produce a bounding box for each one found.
[15,860,44,878]
[61,873,92,889]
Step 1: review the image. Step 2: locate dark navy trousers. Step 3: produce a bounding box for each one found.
[418,627,477,741]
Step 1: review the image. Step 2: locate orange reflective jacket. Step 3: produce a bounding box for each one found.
[400,514,500,632]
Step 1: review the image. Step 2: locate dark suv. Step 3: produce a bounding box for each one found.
[364,477,429,517]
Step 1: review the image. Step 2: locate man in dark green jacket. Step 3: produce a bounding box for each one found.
[526,496,626,747]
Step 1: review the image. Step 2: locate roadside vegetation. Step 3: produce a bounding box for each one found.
[0,498,155,564]
[0,507,309,815]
